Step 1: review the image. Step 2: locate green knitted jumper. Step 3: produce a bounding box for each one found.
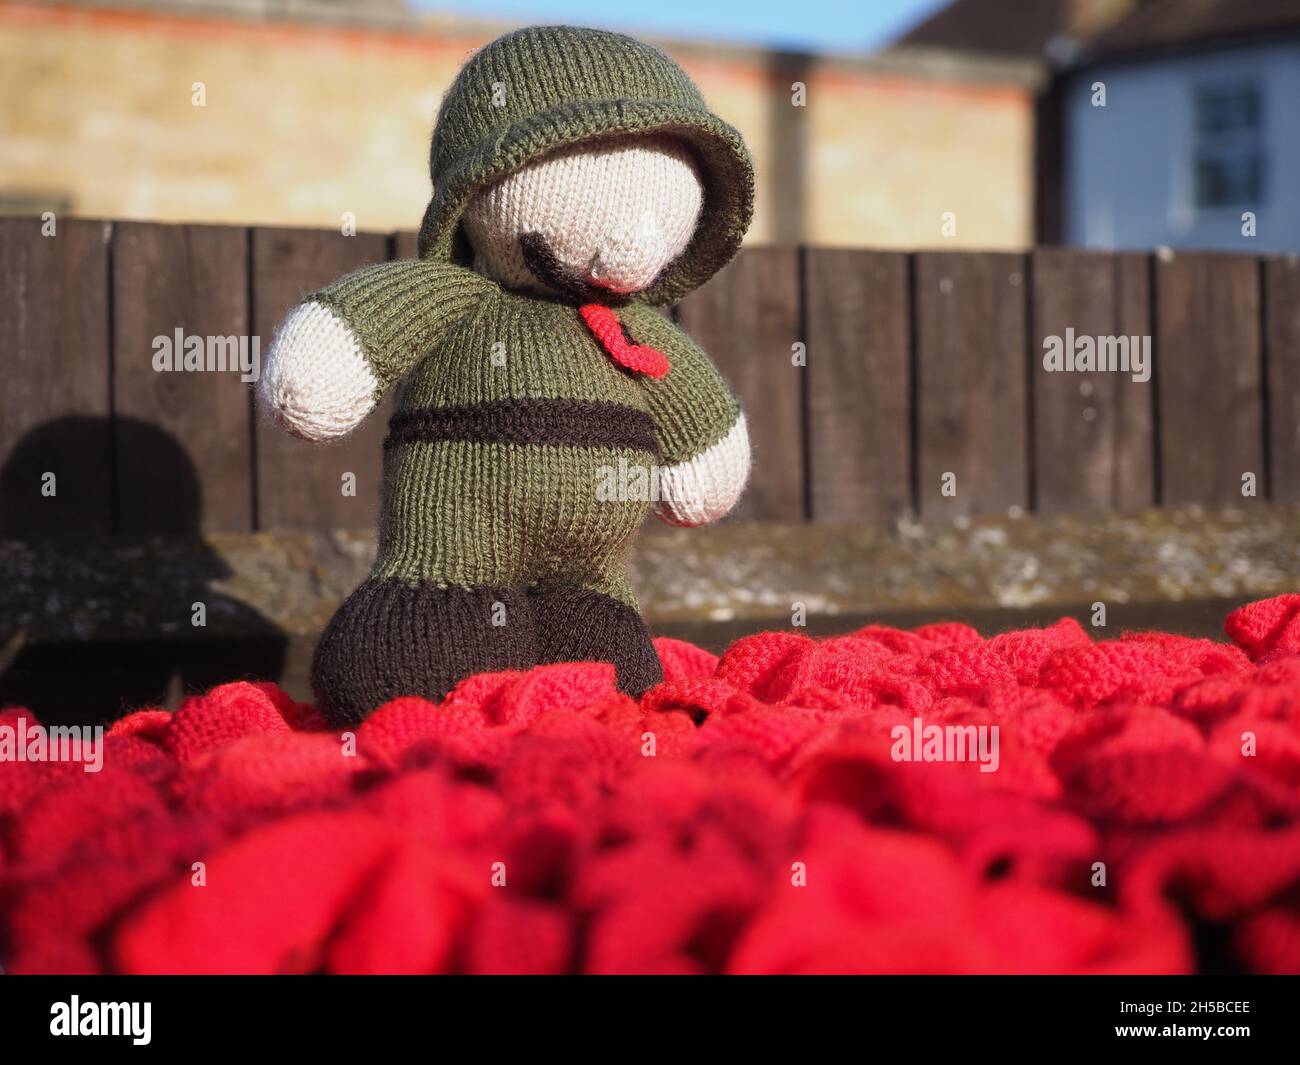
[264,26,755,724]
[314,260,740,604]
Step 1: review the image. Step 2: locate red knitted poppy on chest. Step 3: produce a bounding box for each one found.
[578,304,670,379]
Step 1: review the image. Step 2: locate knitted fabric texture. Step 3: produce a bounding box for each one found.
[462,133,704,297]
[418,25,753,305]
[4,594,1300,975]
[259,302,377,442]
[259,26,754,725]
[578,304,671,379]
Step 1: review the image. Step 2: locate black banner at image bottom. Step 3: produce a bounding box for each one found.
[0,975,1290,1052]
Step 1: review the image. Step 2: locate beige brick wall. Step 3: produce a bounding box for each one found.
[0,2,1037,248]
[804,71,1034,247]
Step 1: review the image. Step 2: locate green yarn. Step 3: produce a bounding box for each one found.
[372,438,650,603]
[302,25,750,600]
[312,275,741,597]
[291,25,753,722]
[312,259,495,391]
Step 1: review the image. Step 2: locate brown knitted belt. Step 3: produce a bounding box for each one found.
[384,398,660,454]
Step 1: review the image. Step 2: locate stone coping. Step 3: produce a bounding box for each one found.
[3,506,1297,644]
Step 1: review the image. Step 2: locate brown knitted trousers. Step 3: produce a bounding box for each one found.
[311,579,663,726]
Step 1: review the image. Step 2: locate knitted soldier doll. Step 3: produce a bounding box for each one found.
[259,26,753,725]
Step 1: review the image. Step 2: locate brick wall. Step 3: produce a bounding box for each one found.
[0,1,1039,248]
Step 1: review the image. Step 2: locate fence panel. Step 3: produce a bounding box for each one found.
[250,227,391,530]
[677,246,805,520]
[914,251,1029,519]
[0,216,113,537]
[1030,248,1155,512]
[393,230,419,259]
[1154,252,1264,506]
[111,222,253,534]
[0,221,1287,538]
[1111,253,1157,508]
[805,248,911,521]
[1265,256,1300,504]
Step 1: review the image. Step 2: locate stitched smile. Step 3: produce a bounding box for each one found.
[519,232,627,305]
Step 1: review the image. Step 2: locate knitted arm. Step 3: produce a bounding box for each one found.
[632,312,750,526]
[259,260,492,442]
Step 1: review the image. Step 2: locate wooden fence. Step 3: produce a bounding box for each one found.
[2,215,1297,537]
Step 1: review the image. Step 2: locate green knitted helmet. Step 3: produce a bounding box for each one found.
[416,25,755,305]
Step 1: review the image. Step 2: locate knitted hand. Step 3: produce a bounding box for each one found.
[256,25,757,725]
[259,261,493,442]
[617,306,750,527]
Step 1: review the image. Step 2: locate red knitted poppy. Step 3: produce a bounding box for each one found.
[578,304,670,378]
[2,597,1298,974]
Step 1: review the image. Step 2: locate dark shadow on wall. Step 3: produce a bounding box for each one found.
[0,416,286,726]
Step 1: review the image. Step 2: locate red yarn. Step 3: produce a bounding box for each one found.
[1226,594,1300,660]
[578,304,671,379]
[2,594,1300,974]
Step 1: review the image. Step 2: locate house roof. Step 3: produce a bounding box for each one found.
[896,0,1300,63]
[895,0,1071,58]
[1089,0,1300,58]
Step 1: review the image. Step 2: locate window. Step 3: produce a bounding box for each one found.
[1192,82,1265,209]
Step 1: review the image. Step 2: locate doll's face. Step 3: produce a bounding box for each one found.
[461,134,704,299]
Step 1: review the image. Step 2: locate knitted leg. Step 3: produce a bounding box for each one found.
[528,586,663,696]
[311,579,540,726]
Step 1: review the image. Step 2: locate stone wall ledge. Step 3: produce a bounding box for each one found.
[3,505,1297,645]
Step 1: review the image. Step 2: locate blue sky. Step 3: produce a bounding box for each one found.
[415,0,950,54]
